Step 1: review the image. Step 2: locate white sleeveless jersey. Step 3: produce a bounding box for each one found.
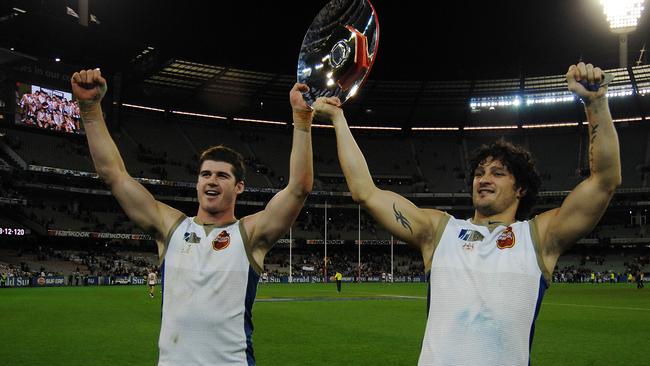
[418,215,549,366]
[158,217,260,366]
[148,272,157,285]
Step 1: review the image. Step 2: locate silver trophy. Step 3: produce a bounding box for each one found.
[297,0,380,106]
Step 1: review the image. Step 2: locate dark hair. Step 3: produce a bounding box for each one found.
[467,139,541,220]
[198,145,246,183]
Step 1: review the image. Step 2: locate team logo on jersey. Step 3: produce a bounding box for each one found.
[496,226,516,249]
[212,230,231,251]
[458,229,484,242]
[183,232,201,243]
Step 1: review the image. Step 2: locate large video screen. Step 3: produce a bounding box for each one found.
[15,82,83,134]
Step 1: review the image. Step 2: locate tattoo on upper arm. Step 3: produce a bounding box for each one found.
[589,123,599,168]
[393,203,413,234]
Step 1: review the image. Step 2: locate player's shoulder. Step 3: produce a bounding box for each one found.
[422,209,451,229]
[238,212,263,241]
[421,208,447,219]
[159,205,187,235]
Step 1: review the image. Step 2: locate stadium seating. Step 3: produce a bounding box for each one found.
[8,129,93,171]
[2,61,650,285]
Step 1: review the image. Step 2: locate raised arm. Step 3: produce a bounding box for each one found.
[536,62,622,272]
[71,69,183,259]
[243,83,314,266]
[313,97,445,269]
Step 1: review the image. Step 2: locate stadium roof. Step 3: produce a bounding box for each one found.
[2,0,649,81]
[2,0,650,126]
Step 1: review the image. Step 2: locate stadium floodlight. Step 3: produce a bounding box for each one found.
[601,0,645,31]
[600,0,646,67]
[469,95,523,110]
[468,85,637,111]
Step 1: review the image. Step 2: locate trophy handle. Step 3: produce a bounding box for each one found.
[579,72,615,91]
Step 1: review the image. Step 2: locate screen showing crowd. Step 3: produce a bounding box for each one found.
[15,82,83,134]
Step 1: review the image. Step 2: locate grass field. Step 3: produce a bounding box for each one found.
[0,282,648,365]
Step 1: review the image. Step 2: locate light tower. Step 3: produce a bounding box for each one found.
[600,0,646,68]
